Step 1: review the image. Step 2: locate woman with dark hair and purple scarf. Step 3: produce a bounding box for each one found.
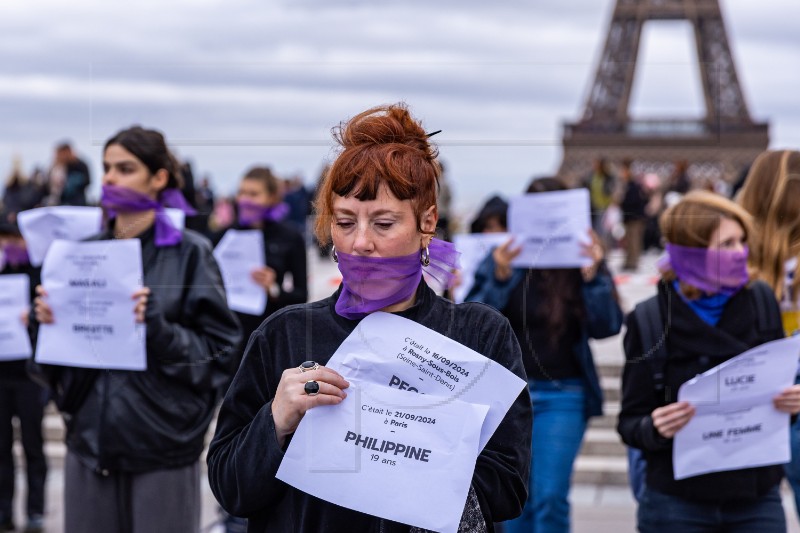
[212,166,309,532]
[466,177,623,533]
[207,104,532,533]
[32,126,241,533]
[215,166,308,361]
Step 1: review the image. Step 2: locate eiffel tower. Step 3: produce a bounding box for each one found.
[559,0,769,183]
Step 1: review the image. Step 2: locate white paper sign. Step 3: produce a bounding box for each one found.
[452,233,512,303]
[508,189,592,269]
[17,207,103,266]
[277,382,488,533]
[213,229,266,315]
[0,274,32,361]
[35,239,147,370]
[326,312,526,450]
[673,336,800,480]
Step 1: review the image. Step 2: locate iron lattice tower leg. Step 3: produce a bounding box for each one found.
[559,0,768,184]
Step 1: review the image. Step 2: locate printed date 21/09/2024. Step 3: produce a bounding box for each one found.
[394,410,436,425]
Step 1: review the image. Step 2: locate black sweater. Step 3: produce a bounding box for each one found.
[618,281,785,502]
[208,282,532,532]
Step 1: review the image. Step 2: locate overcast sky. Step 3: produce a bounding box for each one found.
[2,0,798,219]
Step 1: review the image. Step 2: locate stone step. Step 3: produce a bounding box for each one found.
[597,364,623,379]
[573,455,630,486]
[44,413,65,441]
[13,410,65,443]
[14,440,66,469]
[600,375,621,402]
[588,401,620,430]
[580,428,626,456]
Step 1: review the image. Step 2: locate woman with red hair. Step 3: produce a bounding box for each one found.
[208,104,532,532]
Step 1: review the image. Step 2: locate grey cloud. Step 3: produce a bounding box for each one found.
[1,0,798,214]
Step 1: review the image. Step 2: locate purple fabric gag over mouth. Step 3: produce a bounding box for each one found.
[2,242,30,268]
[335,238,460,320]
[101,184,196,247]
[663,242,749,296]
[237,200,290,227]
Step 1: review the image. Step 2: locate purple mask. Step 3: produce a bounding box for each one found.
[2,242,30,268]
[237,200,290,227]
[664,243,749,296]
[335,238,460,320]
[101,185,196,247]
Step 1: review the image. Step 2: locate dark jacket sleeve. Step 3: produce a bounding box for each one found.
[617,313,671,452]
[274,230,308,307]
[582,265,623,340]
[464,251,523,311]
[207,329,287,516]
[145,238,241,391]
[471,313,532,523]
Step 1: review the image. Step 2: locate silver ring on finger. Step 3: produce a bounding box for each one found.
[304,380,320,396]
[299,360,320,373]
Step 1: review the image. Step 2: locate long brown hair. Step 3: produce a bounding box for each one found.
[524,177,586,341]
[738,150,800,301]
[313,103,440,245]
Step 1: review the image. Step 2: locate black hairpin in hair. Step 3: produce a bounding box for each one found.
[425,130,442,138]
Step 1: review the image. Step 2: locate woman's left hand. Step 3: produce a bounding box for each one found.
[579,229,604,282]
[252,266,278,295]
[774,385,800,414]
[132,287,151,324]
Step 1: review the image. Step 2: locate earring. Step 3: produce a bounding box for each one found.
[420,246,430,267]
[331,246,338,263]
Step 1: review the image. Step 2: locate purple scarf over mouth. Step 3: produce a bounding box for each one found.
[100,184,197,247]
[335,238,460,320]
[660,243,749,296]
[237,200,290,227]
[2,243,30,268]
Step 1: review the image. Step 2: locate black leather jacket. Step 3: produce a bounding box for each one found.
[33,225,241,473]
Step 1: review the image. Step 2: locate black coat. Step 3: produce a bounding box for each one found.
[618,281,785,502]
[620,180,648,223]
[208,282,532,532]
[32,226,241,473]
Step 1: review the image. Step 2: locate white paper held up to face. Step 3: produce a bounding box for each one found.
[35,239,146,370]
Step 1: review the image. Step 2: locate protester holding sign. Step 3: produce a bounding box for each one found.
[208,103,532,532]
[32,126,241,533]
[214,166,308,358]
[0,218,46,533]
[618,191,800,532]
[466,177,623,533]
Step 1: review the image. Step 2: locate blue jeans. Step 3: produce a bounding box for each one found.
[637,486,785,533]
[504,379,587,533]
[784,376,800,520]
[627,447,647,503]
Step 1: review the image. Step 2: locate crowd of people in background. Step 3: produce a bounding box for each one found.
[2,126,800,533]
[2,143,740,270]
